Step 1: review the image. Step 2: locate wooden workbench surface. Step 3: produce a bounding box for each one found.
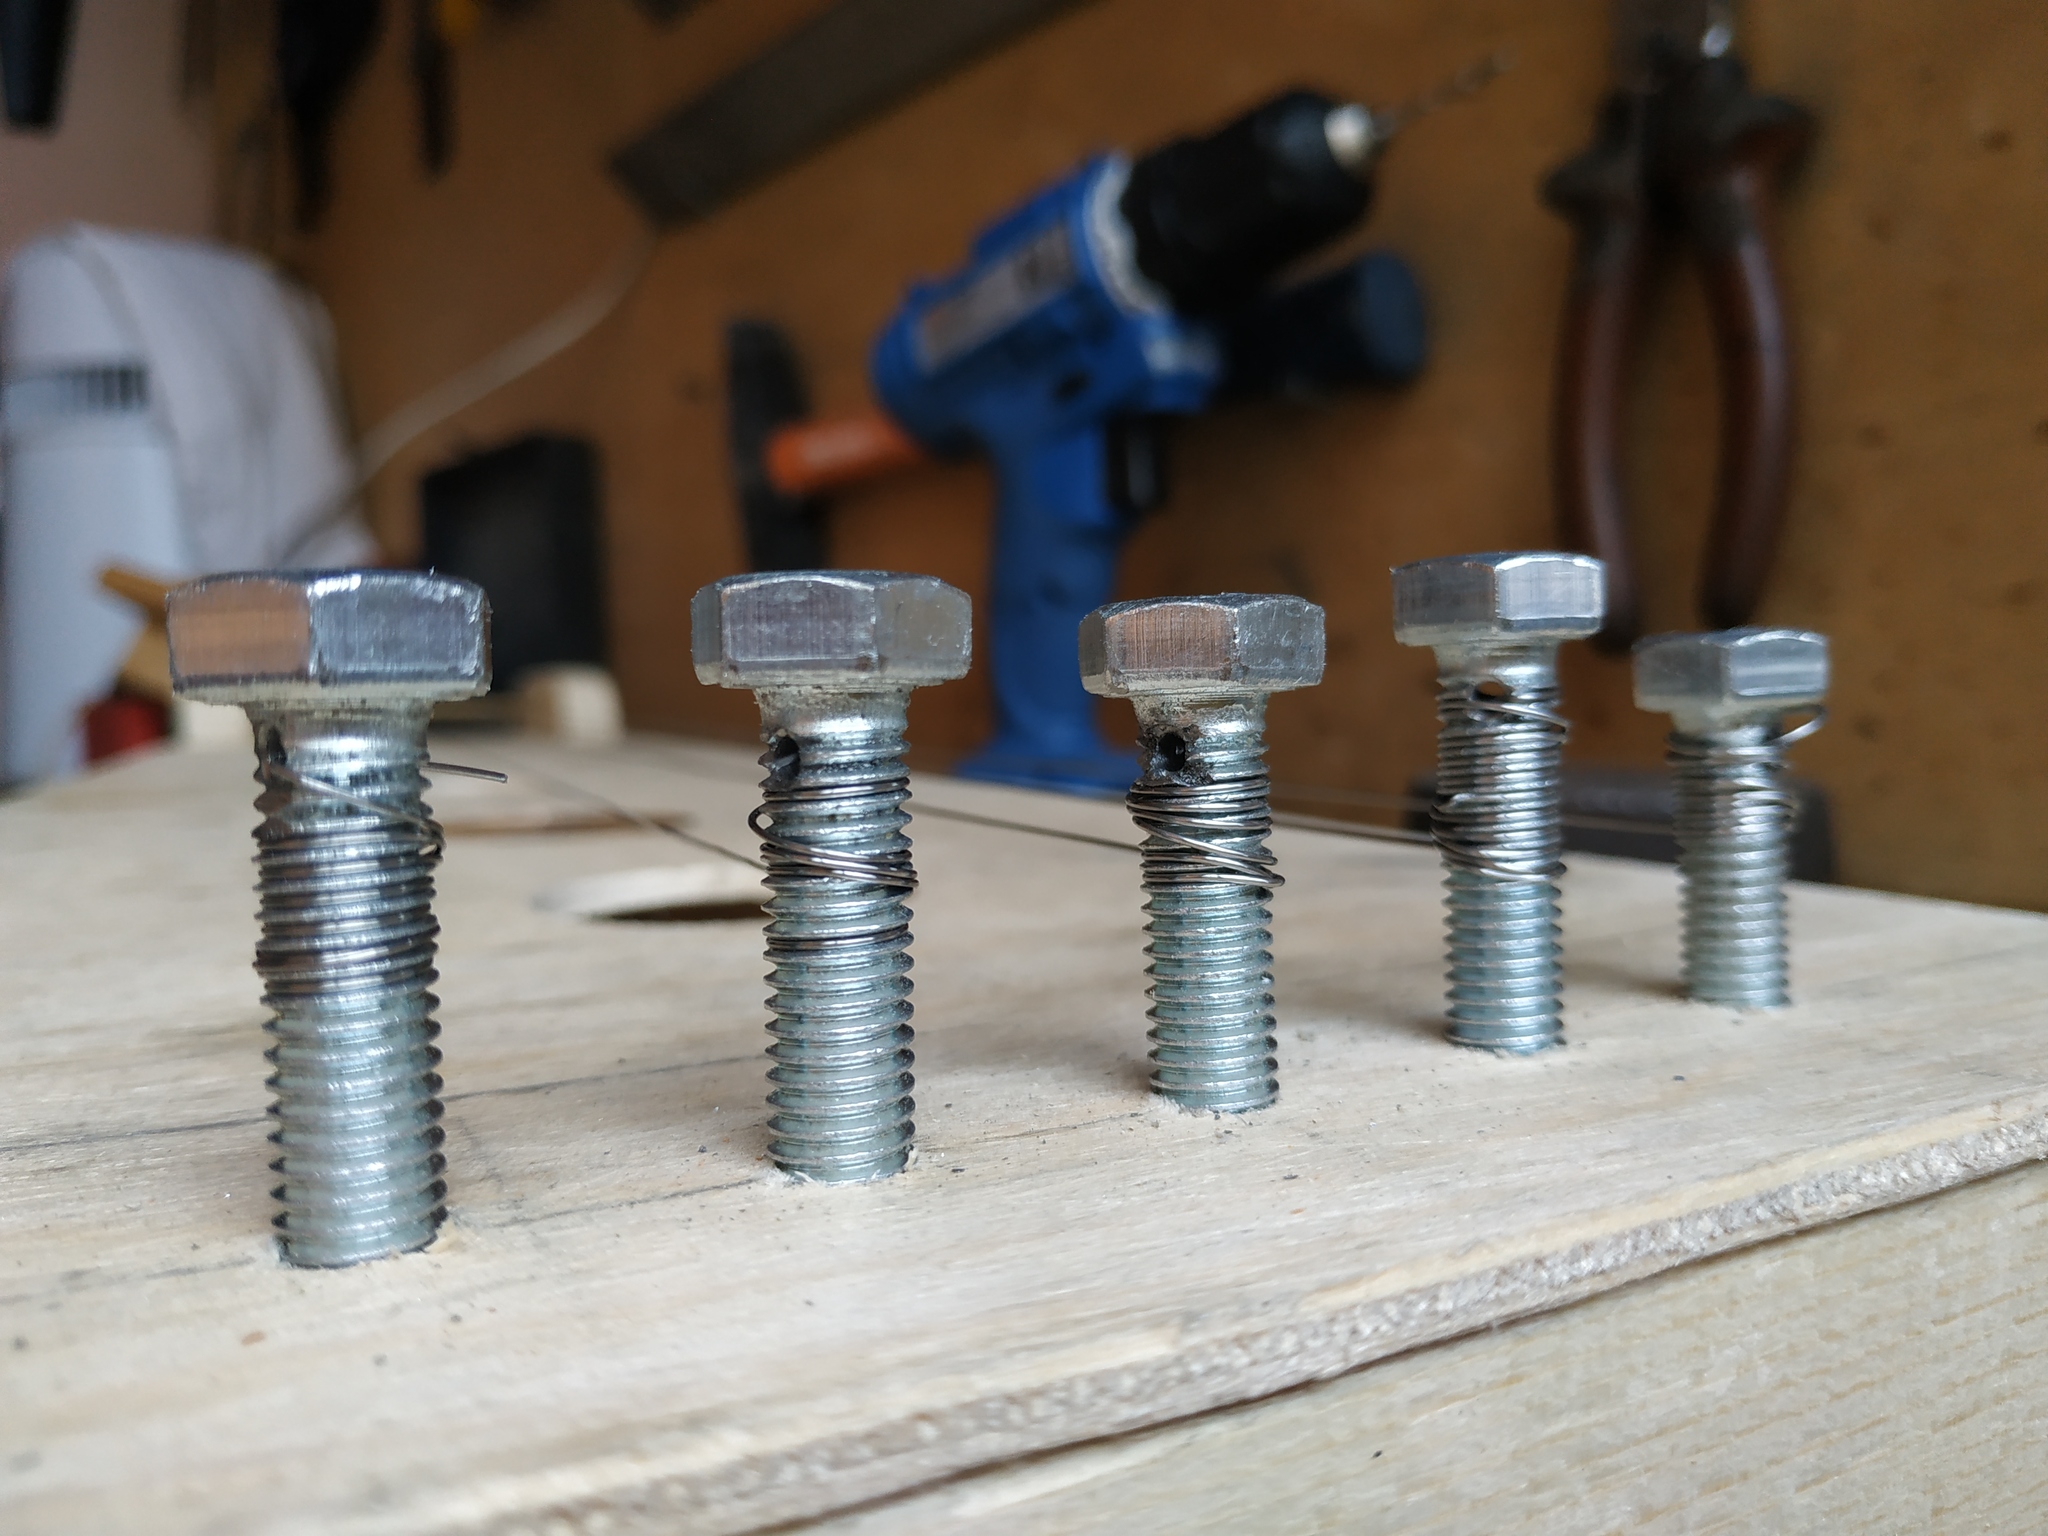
[4,735,2045,1535]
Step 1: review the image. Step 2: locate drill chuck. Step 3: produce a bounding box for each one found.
[1120,88,1376,314]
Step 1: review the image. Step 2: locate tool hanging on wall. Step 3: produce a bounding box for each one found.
[722,62,1501,793]
[0,0,74,129]
[411,0,490,177]
[276,0,384,230]
[1543,0,1812,650]
[613,0,1097,226]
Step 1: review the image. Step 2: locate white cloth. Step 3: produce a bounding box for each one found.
[0,225,377,779]
[39,224,377,570]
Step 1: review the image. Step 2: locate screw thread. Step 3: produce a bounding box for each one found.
[753,695,916,1181]
[248,704,446,1268]
[1669,726,1795,1008]
[1429,671,1568,1053]
[1129,698,1279,1112]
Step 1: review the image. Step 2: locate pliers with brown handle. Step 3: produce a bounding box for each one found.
[1543,3,1812,651]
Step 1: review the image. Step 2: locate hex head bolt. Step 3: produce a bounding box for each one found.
[1634,628,1829,1009]
[1080,594,1325,1112]
[166,571,490,1267]
[1392,553,1605,1053]
[693,571,971,1181]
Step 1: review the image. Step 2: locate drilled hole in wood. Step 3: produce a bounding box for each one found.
[534,864,763,923]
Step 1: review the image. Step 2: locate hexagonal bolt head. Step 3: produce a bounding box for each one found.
[692,570,971,690]
[1633,627,1829,732]
[167,570,491,705]
[1079,593,1325,699]
[1391,552,1606,651]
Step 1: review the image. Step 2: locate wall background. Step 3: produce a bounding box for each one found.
[0,0,212,269]
[218,0,2047,910]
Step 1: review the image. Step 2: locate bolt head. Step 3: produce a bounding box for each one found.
[1079,593,1325,698]
[167,570,491,704]
[691,571,971,689]
[1390,552,1605,649]
[1634,627,1829,728]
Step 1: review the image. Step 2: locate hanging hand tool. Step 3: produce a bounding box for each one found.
[1543,0,1811,649]
[0,0,74,130]
[613,0,1096,226]
[729,62,1501,793]
[411,0,484,178]
[276,0,384,230]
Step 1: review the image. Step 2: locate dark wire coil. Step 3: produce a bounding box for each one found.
[261,759,447,856]
[1126,771,1284,889]
[749,775,918,891]
[251,730,447,1267]
[1429,684,1569,883]
[1664,710,1825,816]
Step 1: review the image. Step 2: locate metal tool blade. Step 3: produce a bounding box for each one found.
[612,0,1097,226]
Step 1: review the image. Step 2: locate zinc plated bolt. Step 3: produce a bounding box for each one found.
[1392,552,1605,1054]
[1634,627,1829,1009]
[693,570,971,1182]
[167,570,490,1267]
[1080,593,1325,1112]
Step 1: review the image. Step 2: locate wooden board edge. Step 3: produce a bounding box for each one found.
[394,1110,2048,1536]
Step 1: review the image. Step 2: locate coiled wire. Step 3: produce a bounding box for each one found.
[1129,728,1280,1113]
[249,708,447,1268]
[1668,713,1823,1009]
[753,723,917,1181]
[1127,773,1283,890]
[1429,679,1569,1053]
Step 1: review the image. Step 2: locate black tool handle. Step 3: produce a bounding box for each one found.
[1542,91,1654,650]
[1661,56,1813,629]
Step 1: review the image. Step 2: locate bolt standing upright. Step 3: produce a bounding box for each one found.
[166,571,490,1267]
[693,571,970,1182]
[1392,553,1604,1053]
[1634,628,1829,1009]
[1080,594,1325,1112]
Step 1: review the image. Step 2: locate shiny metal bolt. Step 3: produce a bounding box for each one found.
[167,570,490,1267]
[1634,627,1829,1009]
[1392,552,1605,1053]
[1081,593,1325,1112]
[693,570,971,1181]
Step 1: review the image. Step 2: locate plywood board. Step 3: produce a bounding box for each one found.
[809,1160,2048,1534]
[3,735,2046,1533]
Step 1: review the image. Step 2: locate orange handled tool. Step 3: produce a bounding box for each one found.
[764,411,929,499]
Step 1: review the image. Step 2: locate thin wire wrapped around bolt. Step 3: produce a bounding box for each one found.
[260,759,448,858]
[1428,688,1569,882]
[1126,772,1284,889]
[1665,709,1826,1009]
[249,717,449,1267]
[749,776,918,891]
[749,728,918,1181]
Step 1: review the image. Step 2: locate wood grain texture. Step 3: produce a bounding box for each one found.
[806,1160,2048,1535]
[222,0,2048,912]
[3,737,2047,1533]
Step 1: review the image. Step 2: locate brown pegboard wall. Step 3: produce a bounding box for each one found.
[235,0,2048,909]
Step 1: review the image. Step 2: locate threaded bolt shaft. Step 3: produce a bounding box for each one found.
[1392,552,1603,1054]
[1128,696,1280,1113]
[752,690,917,1181]
[1427,655,1571,1053]
[1633,626,1829,1011]
[1668,725,1798,1008]
[247,703,448,1267]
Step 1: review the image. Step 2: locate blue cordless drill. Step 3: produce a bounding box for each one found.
[876,89,1422,790]
[736,89,1430,791]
